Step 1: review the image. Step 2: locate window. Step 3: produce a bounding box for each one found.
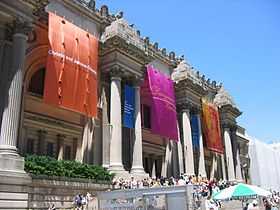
[27,139,35,154]
[28,68,45,96]
[46,142,54,157]
[64,145,71,160]
[141,104,151,129]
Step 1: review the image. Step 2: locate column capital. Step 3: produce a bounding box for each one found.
[7,17,32,39]
[222,122,237,131]
[132,75,145,87]
[110,66,124,80]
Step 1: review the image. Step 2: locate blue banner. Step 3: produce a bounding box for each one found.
[123,85,135,128]
[191,115,200,150]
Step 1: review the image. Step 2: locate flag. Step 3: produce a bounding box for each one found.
[44,12,98,117]
[191,115,200,150]
[123,85,135,128]
[141,65,178,140]
[201,100,224,153]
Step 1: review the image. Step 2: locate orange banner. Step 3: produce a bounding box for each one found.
[44,12,98,117]
[202,100,224,154]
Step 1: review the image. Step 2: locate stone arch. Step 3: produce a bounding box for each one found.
[24,44,48,93]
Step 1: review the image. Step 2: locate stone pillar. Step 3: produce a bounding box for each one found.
[221,154,227,180]
[131,83,146,176]
[0,19,31,178]
[93,120,102,165]
[224,127,235,181]
[161,153,167,178]
[182,109,195,176]
[177,133,184,175]
[151,158,156,179]
[38,130,47,155]
[101,88,110,168]
[171,140,179,178]
[235,148,243,182]
[210,153,218,180]
[57,134,65,160]
[109,69,125,174]
[196,114,207,178]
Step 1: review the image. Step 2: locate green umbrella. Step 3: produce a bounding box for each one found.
[213,183,272,200]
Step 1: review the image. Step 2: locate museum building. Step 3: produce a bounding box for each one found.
[0,0,250,184]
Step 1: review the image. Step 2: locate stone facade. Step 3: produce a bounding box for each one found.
[0,0,250,208]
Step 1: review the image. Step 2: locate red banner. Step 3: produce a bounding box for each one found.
[201,100,224,154]
[44,12,98,117]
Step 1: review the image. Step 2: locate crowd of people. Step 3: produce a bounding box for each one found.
[111,174,230,191]
[111,174,280,210]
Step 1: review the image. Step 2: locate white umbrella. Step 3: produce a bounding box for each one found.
[213,183,272,200]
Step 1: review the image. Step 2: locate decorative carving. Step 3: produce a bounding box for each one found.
[7,17,32,37]
[101,18,146,52]
[214,86,237,108]
[100,5,109,17]
[88,0,95,10]
[110,66,123,79]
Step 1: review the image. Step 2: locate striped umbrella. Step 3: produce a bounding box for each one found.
[213,183,272,200]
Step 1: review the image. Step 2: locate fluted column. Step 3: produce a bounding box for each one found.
[221,154,227,180]
[109,69,125,173]
[0,20,30,155]
[0,19,32,181]
[235,148,243,182]
[182,109,195,176]
[224,127,235,181]
[177,127,184,175]
[196,114,207,178]
[131,83,145,175]
[101,88,110,168]
[57,134,65,160]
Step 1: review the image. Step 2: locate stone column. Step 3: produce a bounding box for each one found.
[109,69,125,174]
[221,154,227,180]
[196,114,207,178]
[0,19,31,176]
[182,109,195,176]
[101,88,110,168]
[38,130,47,155]
[235,148,243,182]
[224,127,235,181]
[57,134,65,160]
[151,158,156,179]
[210,153,218,180]
[131,83,146,176]
[171,140,179,178]
[177,134,184,175]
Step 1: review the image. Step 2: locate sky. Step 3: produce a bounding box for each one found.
[96,0,280,143]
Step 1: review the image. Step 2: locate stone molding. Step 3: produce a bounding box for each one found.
[214,86,238,108]
[173,60,221,91]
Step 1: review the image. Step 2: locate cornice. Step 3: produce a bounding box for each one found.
[100,35,153,65]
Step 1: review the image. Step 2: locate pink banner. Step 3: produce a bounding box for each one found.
[141,66,178,141]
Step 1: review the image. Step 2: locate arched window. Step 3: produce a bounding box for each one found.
[28,68,45,97]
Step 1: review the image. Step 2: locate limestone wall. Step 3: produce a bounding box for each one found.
[0,175,111,210]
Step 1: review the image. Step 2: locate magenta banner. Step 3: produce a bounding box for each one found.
[141,66,178,141]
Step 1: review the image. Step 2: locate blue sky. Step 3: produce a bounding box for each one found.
[96,0,280,143]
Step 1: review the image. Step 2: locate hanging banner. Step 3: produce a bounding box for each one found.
[140,65,178,141]
[123,85,135,128]
[201,100,224,154]
[44,12,98,117]
[191,115,200,151]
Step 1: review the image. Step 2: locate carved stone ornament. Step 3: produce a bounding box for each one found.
[13,17,32,35]
[172,60,203,86]
[214,86,237,108]
[101,18,145,51]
